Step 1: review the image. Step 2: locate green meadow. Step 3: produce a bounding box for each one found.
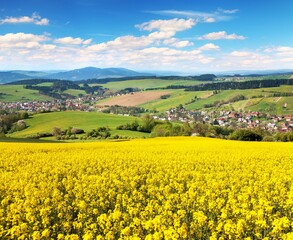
[95,79,204,90]
[9,111,144,138]
[0,85,53,101]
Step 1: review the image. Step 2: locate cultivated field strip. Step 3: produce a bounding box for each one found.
[0,138,292,239]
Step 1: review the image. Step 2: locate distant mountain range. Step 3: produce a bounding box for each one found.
[0,67,293,84]
[0,67,152,84]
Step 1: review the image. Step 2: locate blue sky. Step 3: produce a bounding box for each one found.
[0,0,292,73]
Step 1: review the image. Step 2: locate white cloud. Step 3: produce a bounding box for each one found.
[171,40,194,48]
[148,31,175,40]
[199,43,220,51]
[217,9,239,14]
[88,35,152,53]
[0,33,48,43]
[148,9,236,22]
[198,31,246,40]
[41,44,56,50]
[0,33,49,49]
[0,13,49,26]
[280,57,293,62]
[263,46,293,57]
[275,46,293,52]
[136,18,196,33]
[1,13,292,72]
[204,17,216,23]
[230,51,251,57]
[55,37,92,45]
[162,38,193,48]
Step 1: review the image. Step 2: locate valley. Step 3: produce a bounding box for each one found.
[0,72,292,142]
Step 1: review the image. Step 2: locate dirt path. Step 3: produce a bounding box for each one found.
[290,75,293,79]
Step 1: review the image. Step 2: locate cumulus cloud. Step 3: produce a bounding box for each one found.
[88,18,197,53]
[199,43,220,51]
[1,14,292,72]
[230,51,251,57]
[0,13,49,26]
[263,46,293,56]
[0,33,49,49]
[170,40,194,48]
[198,31,246,40]
[55,37,92,45]
[88,35,152,52]
[163,38,193,48]
[136,18,196,33]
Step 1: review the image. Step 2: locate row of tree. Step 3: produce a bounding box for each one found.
[102,106,147,116]
[184,78,293,91]
[23,81,106,99]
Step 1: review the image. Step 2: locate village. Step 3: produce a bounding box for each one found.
[163,106,293,132]
[0,98,293,133]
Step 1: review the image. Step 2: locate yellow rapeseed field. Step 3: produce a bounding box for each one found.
[0,137,293,239]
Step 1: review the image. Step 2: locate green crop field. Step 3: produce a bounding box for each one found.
[122,86,293,112]
[9,111,143,138]
[140,90,212,111]
[184,88,275,110]
[94,79,204,90]
[247,96,293,115]
[230,98,263,111]
[0,85,53,102]
[260,85,293,93]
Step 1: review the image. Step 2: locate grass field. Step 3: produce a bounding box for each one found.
[260,85,293,93]
[140,90,212,111]
[0,85,52,101]
[35,82,54,87]
[136,86,293,112]
[230,98,263,111]
[9,111,142,138]
[184,88,275,110]
[0,138,292,239]
[94,79,204,90]
[247,96,293,115]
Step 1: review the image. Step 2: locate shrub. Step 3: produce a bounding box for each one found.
[262,136,274,142]
[230,129,263,141]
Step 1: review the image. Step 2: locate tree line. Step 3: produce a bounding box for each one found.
[182,78,293,91]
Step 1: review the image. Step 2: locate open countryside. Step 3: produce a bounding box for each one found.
[0,0,293,239]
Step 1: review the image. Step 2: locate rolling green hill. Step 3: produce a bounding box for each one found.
[139,90,212,111]
[0,85,53,101]
[139,87,292,113]
[1,77,293,116]
[95,79,204,90]
[9,111,148,139]
[246,96,293,115]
